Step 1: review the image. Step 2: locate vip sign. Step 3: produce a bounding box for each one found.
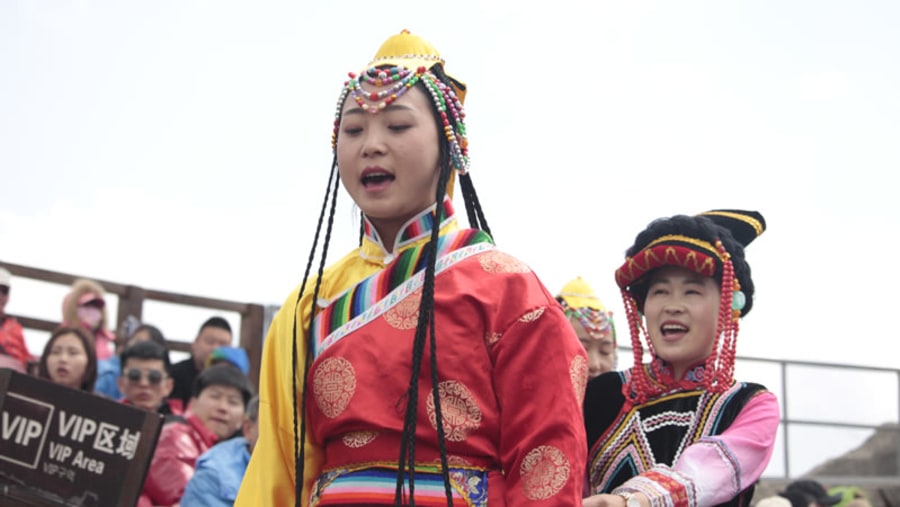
[0,369,163,507]
[0,392,54,469]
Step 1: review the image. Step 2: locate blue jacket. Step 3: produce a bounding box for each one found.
[181,436,250,507]
[94,355,122,399]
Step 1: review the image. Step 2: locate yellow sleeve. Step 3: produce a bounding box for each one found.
[235,284,323,507]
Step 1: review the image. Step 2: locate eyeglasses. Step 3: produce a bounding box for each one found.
[0,285,9,296]
[124,368,165,385]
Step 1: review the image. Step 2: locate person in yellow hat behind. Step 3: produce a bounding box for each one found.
[236,30,587,507]
[557,277,618,379]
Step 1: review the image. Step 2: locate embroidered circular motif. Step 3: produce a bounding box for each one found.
[426,380,482,442]
[518,307,545,323]
[478,251,530,274]
[519,445,570,500]
[570,355,588,405]
[444,455,474,467]
[342,430,378,448]
[313,357,357,418]
[384,288,422,330]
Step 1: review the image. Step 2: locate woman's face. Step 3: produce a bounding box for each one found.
[643,266,721,379]
[46,332,89,390]
[336,84,440,243]
[570,317,616,378]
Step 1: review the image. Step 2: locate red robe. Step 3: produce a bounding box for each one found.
[239,200,587,506]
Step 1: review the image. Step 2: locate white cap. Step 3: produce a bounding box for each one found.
[0,267,10,287]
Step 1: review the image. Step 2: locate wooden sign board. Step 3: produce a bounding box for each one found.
[0,368,163,507]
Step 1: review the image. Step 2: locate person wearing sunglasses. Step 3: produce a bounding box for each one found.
[118,340,183,417]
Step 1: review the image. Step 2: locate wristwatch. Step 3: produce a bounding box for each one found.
[618,492,641,507]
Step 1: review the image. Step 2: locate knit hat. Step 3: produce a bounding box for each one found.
[207,346,250,376]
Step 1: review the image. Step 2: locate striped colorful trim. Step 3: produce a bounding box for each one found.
[363,197,456,253]
[311,467,488,506]
[312,228,494,358]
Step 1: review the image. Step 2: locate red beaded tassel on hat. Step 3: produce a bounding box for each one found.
[621,288,658,404]
[701,241,740,393]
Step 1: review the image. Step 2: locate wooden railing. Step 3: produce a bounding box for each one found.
[0,260,266,389]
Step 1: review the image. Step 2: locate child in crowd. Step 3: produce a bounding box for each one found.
[557,276,618,378]
[181,395,260,507]
[238,30,587,507]
[38,326,97,392]
[583,210,778,507]
[140,364,253,507]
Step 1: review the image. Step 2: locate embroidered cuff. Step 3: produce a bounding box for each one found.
[612,467,696,507]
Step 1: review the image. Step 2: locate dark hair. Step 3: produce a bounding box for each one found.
[39,326,98,392]
[192,363,253,407]
[198,316,232,335]
[127,323,167,348]
[120,340,172,375]
[625,214,756,316]
[288,64,491,505]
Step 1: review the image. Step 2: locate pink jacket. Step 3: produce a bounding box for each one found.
[139,413,218,506]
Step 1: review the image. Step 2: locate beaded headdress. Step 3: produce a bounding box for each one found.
[614,209,765,401]
[332,30,469,196]
[557,276,615,342]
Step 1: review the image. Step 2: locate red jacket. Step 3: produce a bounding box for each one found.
[139,413,218,506]
[0,316,31,370]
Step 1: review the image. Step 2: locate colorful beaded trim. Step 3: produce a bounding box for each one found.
[332,65,470,175]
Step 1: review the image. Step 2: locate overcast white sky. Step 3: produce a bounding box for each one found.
[2,0,899,479]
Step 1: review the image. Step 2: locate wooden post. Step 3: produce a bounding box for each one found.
[116,285,146,339]
[240,303,265,391]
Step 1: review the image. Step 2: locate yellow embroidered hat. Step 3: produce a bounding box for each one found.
[367,29,467,104]
[336,30,470,198]
[557,277,607,311]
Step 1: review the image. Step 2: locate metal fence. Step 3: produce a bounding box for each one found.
[618,346,900,483]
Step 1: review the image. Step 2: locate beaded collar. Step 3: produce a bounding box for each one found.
[643,357,730,395]
[362,197,456,259]
[656,358,706,384]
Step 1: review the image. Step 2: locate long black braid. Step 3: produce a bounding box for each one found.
[389,65,484,507]
[394,135,454,506]
[291,156,341,507]
[458,172,491,238]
